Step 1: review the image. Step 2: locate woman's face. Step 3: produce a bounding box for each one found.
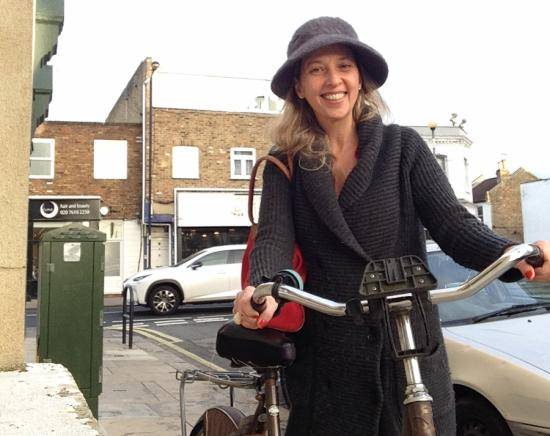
[295,44,362,128]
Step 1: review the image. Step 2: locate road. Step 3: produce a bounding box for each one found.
[26,302,236,369]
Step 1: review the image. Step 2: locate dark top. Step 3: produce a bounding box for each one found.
[250,115,516,435]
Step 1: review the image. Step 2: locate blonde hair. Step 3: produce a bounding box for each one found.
[270,74,388,167]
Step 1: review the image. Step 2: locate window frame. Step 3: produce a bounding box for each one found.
[30,138,55,179]
[230,147,256,180]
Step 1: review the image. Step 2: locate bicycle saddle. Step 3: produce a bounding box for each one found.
[216,322,296,368]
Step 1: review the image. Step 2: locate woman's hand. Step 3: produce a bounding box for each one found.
[514,240,550,282]
[233,286,279,329]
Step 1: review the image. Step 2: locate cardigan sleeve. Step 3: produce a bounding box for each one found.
[248,157,295,287]
[403,127,522,282]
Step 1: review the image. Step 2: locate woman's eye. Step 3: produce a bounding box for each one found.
[340,63,353,70]
[309,66,324,74]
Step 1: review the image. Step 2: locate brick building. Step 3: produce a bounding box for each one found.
[486,161,537,242]
[28,58,477,293]
[29,122,142,293]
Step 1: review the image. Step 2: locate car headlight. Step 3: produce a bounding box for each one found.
[131,273,152,282]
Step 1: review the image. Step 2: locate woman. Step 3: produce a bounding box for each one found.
[233,16,550,435]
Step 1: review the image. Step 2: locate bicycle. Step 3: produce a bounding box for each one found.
[177,243,543,436]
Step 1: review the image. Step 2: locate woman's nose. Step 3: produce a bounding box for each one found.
[325,67,342,86]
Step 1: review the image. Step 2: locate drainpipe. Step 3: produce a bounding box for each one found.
[141,61,160,270]
[141,77,149,270]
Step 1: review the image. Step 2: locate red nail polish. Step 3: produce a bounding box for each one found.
[526,270,535,280]
[257,318,267,329]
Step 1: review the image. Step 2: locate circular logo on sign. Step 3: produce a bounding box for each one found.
[40,201,59,219]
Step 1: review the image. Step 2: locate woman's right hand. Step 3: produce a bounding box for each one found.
[233,286,279,329]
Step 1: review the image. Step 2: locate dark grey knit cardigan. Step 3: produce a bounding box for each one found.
[250,115,517,436]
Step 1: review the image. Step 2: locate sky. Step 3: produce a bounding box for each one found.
[48,0,550,180]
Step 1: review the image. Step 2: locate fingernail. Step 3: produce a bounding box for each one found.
[525,270,535,280]
[257,318,267,329]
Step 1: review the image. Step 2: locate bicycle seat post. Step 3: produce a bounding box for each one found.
[262,368,282,436]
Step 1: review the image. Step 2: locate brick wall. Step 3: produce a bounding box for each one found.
[151,108,277,209]
[30,122,142,220]
[488,168,538,242]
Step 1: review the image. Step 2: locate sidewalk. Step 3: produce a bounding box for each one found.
[25,296,272,436]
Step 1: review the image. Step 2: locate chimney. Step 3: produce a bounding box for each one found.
[496,159,510,183]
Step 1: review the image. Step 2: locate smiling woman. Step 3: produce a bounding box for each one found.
[228,15,550,436]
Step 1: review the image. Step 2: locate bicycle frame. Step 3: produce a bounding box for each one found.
[251,243,540,436]
[179,243,540,436]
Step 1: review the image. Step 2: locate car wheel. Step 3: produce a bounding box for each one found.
[456,395,512,436]
[147,285,182,316]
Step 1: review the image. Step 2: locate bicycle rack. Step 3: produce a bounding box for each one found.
[121,285,135,348]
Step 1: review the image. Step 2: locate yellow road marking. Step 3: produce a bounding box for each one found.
[132,327,225,371]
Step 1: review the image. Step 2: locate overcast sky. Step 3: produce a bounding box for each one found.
[48,0,550,179]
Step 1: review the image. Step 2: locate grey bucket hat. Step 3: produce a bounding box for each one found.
[271,16,388,99]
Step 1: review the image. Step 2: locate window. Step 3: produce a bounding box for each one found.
[228,249,245,264]
[435,154,447,175]
[93,140,127,179]
[198,251,228,266]
[172,146,199,179]
[30,138,54,179]
[99,220,123,277]
[230,148,256,179]
[477,206,484,222]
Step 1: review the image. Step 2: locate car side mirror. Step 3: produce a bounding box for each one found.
[190,261,203,270]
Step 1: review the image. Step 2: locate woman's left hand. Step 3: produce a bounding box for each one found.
[515,240,550,282]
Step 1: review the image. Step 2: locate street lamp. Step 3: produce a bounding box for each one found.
[143,60,160,270]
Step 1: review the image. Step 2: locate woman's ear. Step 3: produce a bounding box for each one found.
[294,80,304,99]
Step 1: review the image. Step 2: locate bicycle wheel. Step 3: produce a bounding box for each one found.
[190,406,245,436]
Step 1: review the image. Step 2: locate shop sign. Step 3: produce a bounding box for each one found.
[177,191,260,227]
[29,198,100,221]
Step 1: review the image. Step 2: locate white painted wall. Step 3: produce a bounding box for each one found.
[122,219,142,282]
[522,180,550,242]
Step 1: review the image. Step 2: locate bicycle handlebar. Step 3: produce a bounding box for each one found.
[252,243,542,317]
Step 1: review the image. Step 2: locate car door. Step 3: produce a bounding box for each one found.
[227,249,245,294]
[183,250,230,302]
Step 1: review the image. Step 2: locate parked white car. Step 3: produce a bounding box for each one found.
[427,245,550,436]
[123,244,246,315]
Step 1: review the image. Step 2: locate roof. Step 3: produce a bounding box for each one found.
[472,177,498,203]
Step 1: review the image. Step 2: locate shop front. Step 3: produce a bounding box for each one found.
[174,189,260,262]
[27,196,135,296]
[27,196,101,298]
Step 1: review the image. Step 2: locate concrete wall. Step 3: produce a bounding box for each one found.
[522,179,550,242]
[106,58,150,123]
[0,0,34,371]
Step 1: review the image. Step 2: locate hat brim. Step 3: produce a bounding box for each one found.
[271,34,388,99]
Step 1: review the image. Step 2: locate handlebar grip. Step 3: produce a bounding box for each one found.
[251,297,266,313]
[526,245,544,268]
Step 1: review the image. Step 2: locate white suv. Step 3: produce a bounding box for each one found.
[124,244,246,315]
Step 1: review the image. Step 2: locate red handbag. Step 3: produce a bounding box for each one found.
[240,155,306,332]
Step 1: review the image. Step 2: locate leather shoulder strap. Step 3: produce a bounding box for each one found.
[248,154,292,225]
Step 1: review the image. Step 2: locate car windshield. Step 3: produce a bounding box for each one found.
[175,249,208,266]
[427,251,550,325]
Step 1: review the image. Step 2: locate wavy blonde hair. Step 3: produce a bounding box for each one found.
[270,69,388,167]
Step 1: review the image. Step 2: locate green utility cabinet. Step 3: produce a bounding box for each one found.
[37,224,105,418]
